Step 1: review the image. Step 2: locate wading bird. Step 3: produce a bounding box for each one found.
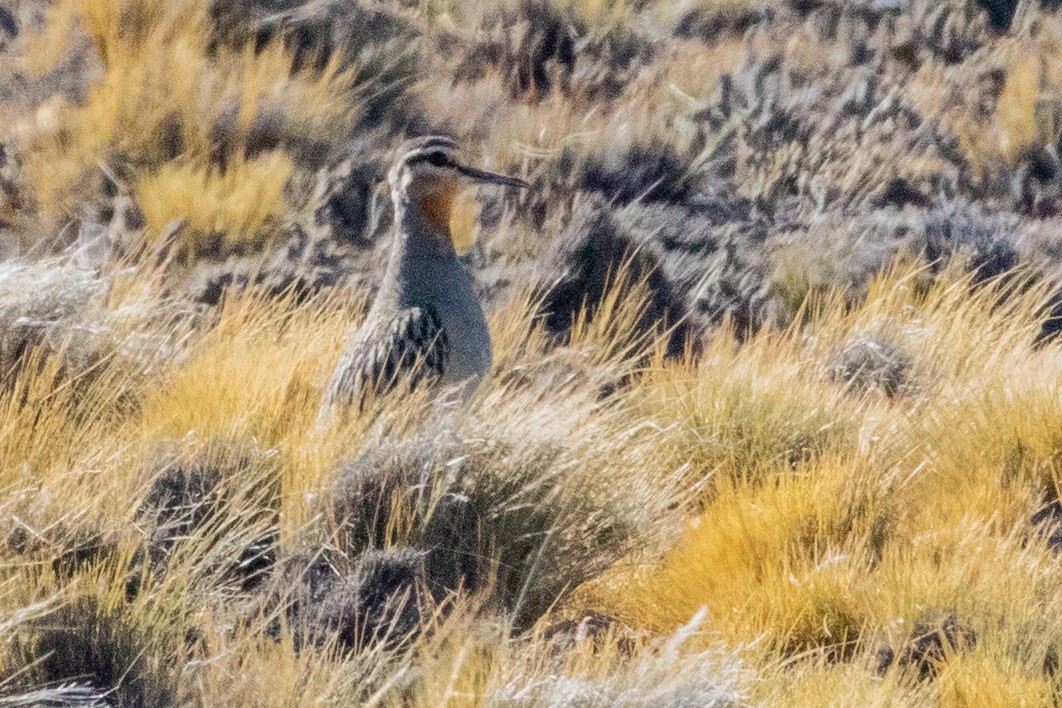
[320,136,528,417]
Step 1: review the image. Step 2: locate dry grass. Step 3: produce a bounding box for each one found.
[14,0,357,251]
[0,259,698,703]
[997,56,1042,165]
[1,245,1062,704]
[4,0,1062,704]
[932,17,1062,175]
[136,154,295,256]
[577,267,1062,704]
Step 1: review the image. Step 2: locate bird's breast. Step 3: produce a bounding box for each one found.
[436,289,492,384]
[396,255,492,385]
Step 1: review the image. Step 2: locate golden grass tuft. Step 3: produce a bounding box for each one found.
[997,58,1042,165]
[932,16,1062,174]
[571,266,1062,703]
[937,651,1055,707]
[136,153,295,255]
[17,0,357,251]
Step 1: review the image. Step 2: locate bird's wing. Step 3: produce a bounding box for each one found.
[323,305,450,410]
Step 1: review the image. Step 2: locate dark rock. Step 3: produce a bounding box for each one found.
[542,611,642,656]
[1045,644,1059,676]
[311,141,390,246]
[184,222,368,305]
[453,0,577,99]
[133,453,278,592]
[209,97,337,170]
[866,177,930,210]
[918,2,990,65]
[0,7,17,39]
[1037,287,1062,344]
[1013,145,1062,217]
[138,463,224,569]
[974,0,1018,31]
[788,0,827,15]
[693,248,774,337]
[1031,500,1062,553]
[834,73,878,117]
[250,0,417,126]
[506,0,577,97]
[674,5,771,43]
[581,140,696,205]
[4,522,116,582]
[874,644,896,676]
[18,597,178,706]
[829,335,912,398]
[209,0,296,48]
[271,547,427,650]
[532,197,696,358]
[617,202,773,338]
[876,609,976,680]
[570,22,656,100]
[922,202,1019,282]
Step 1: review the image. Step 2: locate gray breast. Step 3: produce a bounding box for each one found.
[403,260,492,386]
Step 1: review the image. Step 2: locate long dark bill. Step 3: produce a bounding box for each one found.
[455,164,530,189]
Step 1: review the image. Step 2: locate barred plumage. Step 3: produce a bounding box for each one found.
[321,306,449,410]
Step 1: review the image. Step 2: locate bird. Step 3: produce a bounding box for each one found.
[319,136,529,417]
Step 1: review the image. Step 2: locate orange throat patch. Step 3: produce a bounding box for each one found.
[418,178,459,242]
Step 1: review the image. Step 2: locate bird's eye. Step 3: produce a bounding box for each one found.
[425,152,451,167]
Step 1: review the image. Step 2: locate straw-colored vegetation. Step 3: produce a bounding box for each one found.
[1,0,1062,704]
[18,0,356,250]
[5,254,1062,705]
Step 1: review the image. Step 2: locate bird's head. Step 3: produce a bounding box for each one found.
[388,136,529,244]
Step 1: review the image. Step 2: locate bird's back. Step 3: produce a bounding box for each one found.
[318,258,494,418]
[320,302,450,413]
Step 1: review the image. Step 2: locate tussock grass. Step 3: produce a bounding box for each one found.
[17,0,357,251]
[6,0,1062,702]
[137,154,296,256]
[1,236,1061,704]
[0,254,1061,703]
[577,266,1062,703]
[0,258,702,703]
